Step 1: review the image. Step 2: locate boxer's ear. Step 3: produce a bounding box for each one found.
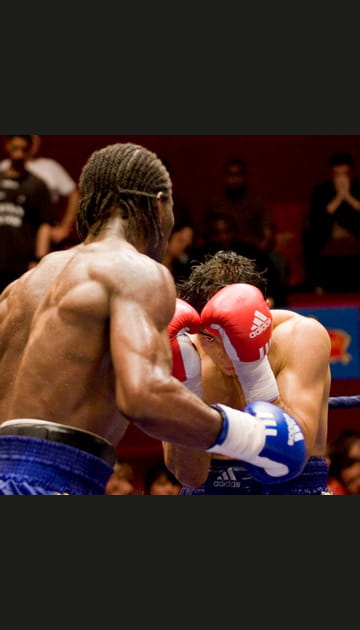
[155,191,166,210]
[155,191,174,233]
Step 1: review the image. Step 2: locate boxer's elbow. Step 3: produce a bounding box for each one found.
[164,445,210,488]
[115,386,153,420]
[167,462,208,488]
[176,468,208,488]
[114,373,171,420]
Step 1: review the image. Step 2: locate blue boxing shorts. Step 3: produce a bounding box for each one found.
[179,456,331,495]
[0,419,116,495]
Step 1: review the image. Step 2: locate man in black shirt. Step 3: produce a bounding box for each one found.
[302,151,360,292]
[0,135,55,292]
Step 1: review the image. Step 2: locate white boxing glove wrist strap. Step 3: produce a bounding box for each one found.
[211,325,279,403]
[233,356,279,403]
[178,334,203,398]
[207,403,266,460]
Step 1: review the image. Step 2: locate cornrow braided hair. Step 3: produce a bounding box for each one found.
[177,250,268,313]
[77,143,172,248]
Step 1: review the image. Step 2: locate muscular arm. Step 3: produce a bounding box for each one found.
[109,265,224,451]
[273,316,331,456]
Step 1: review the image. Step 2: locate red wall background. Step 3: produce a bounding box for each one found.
[4,133,360,231]
[2,134,359,474]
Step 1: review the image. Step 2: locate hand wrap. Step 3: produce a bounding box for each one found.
[207,401,306,483]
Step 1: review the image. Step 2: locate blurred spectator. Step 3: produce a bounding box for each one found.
[105,460,137,495]
[0,134,80,249]
[327,429,360,494]
[204,157,277,251]
[0,135,55,293]
[193,212,288,307]
[202,157,288,301]
[162,219,196,288]
[143,461,181,495]
[302,151,360,293]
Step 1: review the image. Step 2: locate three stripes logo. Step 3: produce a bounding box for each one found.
[249,310,271,339]
[258,410,305,447]
[214,467,243,488]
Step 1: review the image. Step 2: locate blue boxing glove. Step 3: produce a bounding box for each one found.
[207,400,306,483]
[243,401,307,483]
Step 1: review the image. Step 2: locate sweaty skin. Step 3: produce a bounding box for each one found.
[163,308,331,488]
[0,217,226,451]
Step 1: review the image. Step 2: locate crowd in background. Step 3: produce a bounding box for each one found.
[326,430,360,494]
[105,459,181,495]
[2,135,360,304]
[1,135,359,493]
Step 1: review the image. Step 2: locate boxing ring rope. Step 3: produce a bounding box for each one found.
[328,396,360,409]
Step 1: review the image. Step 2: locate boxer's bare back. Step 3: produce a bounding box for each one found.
[0,231,176,446]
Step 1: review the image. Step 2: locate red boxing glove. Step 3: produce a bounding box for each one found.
[168,298,202,397]
[200,283,279,403]
[168,298,201,340]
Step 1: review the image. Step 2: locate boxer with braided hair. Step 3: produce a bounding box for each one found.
[163,250,332,495]
[0,142,287,495]
[76,143,170,258]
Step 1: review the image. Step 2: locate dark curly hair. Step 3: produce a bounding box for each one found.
[177,250,268,312]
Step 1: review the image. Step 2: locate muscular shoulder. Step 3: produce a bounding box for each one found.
[273,308,330,340]
[95,247,173,294]
[126,254,176,322]
[88,246,177,324]
[0,249,75,327]
[271,309,331,366]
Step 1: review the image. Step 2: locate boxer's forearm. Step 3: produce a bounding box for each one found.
[115,367,222,449]
[163,441,211,488]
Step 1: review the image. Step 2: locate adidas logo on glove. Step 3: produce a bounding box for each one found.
[249,310,271,339]
[284,413,304,446]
